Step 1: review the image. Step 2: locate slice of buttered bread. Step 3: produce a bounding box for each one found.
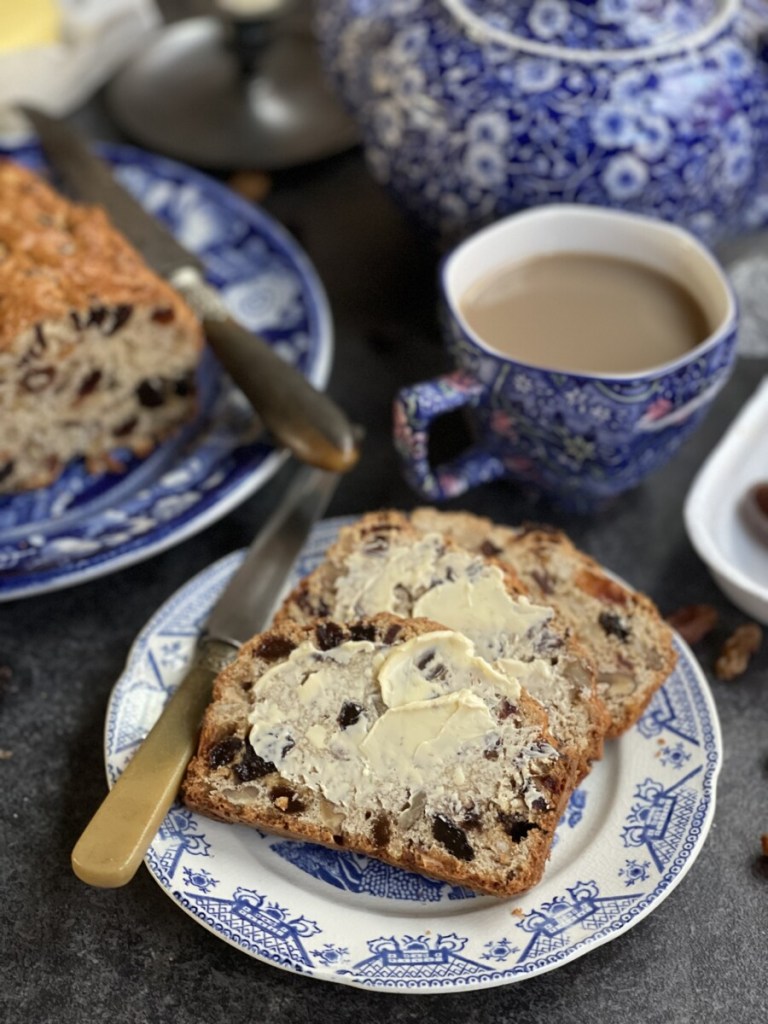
[275,511,607,777]
[182,614,574,899]
[410,508,677,738]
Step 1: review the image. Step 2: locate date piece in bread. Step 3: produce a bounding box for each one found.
[0,161,203,492]
[182,614,574,898]
[275,511,607,777]
[410,508,677,738]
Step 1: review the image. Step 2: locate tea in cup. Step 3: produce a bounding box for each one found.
[394,205,738,508]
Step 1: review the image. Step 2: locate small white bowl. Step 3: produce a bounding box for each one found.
[684,376,768,623]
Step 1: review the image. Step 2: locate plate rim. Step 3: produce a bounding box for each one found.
[105,518,722,993]
[0,141,334,600]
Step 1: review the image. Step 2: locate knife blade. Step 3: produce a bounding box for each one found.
[21,106,360,475]
[71,462,338,888]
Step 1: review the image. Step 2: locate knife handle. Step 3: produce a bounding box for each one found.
[171,268,360,474]
[71,638,237,888]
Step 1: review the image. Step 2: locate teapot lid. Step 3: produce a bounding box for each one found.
[451,0,721,51]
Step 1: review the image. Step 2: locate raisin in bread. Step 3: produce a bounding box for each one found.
[0,160,203,492]
[182,614,574,898]
[410,508,677,738]
[275,510,607,778]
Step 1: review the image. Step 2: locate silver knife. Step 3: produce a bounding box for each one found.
[71,462,338,888]
[21,106,360,475]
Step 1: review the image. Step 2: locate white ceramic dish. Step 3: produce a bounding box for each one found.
[684,376,768,623]
[105,517,721,993]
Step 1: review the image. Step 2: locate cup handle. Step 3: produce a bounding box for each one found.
[393,370,506,500]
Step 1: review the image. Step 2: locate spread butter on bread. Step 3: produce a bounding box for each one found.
[182,614,574,898]
[276,510,607,777]
[409,508,677,737]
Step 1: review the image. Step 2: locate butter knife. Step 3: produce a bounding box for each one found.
[21,106,359,475]
[71,463,338,888]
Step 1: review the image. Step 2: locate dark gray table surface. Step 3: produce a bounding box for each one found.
[2,95,767,1024]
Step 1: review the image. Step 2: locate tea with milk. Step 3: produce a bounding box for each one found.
[459,252,709,375]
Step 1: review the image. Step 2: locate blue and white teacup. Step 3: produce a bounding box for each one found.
[393,205,738,509]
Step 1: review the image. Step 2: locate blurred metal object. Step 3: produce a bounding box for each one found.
[105,2,358,171]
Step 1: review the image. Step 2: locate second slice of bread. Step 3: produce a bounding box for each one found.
[410,508,677,738]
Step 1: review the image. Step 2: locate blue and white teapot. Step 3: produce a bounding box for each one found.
[316,0,768,241]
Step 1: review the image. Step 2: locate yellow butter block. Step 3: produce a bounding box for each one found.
[0,0,61,52]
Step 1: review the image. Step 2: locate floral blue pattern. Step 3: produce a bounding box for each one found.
[316,0,768,241]
[394,298,737,508]
[0,142,332,600]
[463,0,720,49]
[268,841,476,901]
[481,937,519,962]
[105,519,722,992]
[183,867,219,893]
[312,943,351,966]
[619,858,651,886]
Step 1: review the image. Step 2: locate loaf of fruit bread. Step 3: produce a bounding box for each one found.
[0,160,203,492]
[275,510,608,779]
[409,508,677,738]
[182,613,574,898]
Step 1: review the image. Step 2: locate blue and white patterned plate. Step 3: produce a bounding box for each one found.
[0,142,332,601]
[106,516,722,992]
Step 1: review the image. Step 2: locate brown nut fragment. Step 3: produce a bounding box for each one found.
[227,171,272,204]
[269,785,305,814]
[574,568,627,605]
[761,834,768,858]
[666,604,719,645]
[714,623,763,680]
[598,671,636,697]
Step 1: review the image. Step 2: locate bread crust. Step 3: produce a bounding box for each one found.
[0,161,197,348]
